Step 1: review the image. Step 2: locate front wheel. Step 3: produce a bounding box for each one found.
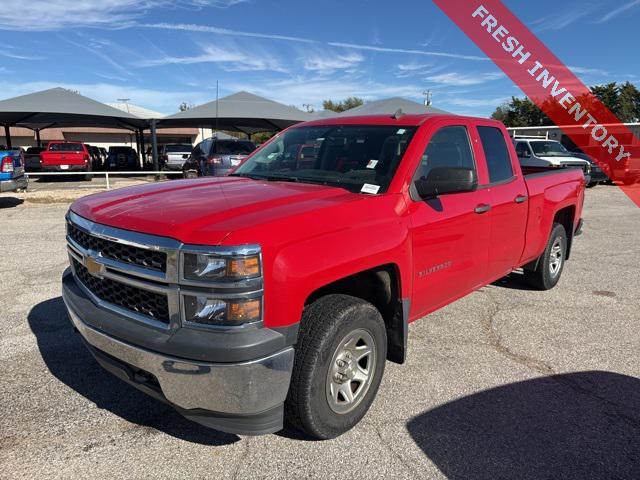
[285,294,387,439]
[524,222,567,290]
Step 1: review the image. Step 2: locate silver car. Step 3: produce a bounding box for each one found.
[188,138,256,177]
[161,144,193,170]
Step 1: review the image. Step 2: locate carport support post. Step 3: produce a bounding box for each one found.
[134,130,141,166]
[4,125,11,149]
[150,119,159,175]
[35,129,41,147]
[139,129,146,167]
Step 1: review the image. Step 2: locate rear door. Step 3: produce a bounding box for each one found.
[408,121,491,317]
[476,124,528,280]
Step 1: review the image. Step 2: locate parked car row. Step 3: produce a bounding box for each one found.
[22,142,140,173]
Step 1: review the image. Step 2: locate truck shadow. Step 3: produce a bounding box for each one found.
[407,371,640,480]
[491,271,538,291]
[27,297,239,446]
[0,196,24,208]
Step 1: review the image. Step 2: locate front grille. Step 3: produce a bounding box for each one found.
[72,258,170,323]
[68,222,166,272]
[563,163,589,173]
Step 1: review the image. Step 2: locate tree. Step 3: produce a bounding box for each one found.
[617,81,640,122]
[491,97,551,127]
[590,82,620,116]
[491,81,640,126]
[322,96,364,112]
[179,102,193,112]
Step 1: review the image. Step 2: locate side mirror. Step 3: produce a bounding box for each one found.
[415,167,477,199]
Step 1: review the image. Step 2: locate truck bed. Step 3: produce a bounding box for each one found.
[521,168,585,265]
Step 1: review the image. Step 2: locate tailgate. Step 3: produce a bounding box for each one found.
[42,152,85,166]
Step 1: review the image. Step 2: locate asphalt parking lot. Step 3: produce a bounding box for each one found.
[1,185,639,480]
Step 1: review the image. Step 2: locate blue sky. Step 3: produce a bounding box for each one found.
[0,0,638,116]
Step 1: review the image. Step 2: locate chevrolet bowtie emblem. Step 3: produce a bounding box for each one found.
[84,256,105,278]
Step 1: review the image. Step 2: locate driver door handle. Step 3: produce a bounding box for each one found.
[474,204,492,214]
[515,194,528,204]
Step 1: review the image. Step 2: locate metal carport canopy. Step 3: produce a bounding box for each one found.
[0,87,148,131]
[337,97,450,116]
[158,91,313,134]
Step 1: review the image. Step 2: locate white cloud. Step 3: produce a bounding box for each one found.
[425,72,503,86]
[303,53,364,73]
[397,62,430,72]
[531,4,601,31]
[0,0,246,31]
[141,22,316,43]
[139,43,286,72]
[596,0,640,23]
[327,42,489,62]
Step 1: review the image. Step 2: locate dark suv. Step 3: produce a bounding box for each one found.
[184,138,256,177]
[107,146,139,170]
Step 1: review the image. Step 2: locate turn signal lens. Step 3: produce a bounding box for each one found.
[228,256,260,278]
[183,253,261,281]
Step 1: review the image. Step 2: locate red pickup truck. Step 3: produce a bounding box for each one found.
[62,114,585,439]
[41,141,92,179]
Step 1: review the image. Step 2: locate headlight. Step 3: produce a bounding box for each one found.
[183,295,261,326]
[183,252,261,281]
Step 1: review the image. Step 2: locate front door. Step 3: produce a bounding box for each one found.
[408,123,491,318]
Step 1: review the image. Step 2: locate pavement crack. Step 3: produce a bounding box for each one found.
[478,289,555,375]
[231,437,251,480]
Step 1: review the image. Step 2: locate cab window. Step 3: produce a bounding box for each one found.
[478,126,513,183]
[413,126,476,183]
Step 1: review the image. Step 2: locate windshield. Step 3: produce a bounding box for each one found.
[49,143,83,152]
[233,125,417,193]
[165,144,193,153]
[530,141,571,157]
[214,140,256,155]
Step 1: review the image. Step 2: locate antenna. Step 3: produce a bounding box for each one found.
[423,90,432,107]
[215,80,219,135]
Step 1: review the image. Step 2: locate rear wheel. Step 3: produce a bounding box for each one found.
[524,222,567,290]
[285,294,387,439]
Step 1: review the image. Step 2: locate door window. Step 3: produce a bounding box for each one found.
[478,126,513,183]
[413,126,476,183]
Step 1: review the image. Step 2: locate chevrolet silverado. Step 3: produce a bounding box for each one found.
[62,114,586,439]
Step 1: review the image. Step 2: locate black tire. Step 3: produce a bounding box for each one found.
[524,222,567,290]
[285,294,387,439]
[586,182,597,188]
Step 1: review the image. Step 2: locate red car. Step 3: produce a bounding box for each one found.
[62,113,585,439]
[41,141,92,179]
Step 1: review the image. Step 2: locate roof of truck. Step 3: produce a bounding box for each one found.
[300,113,498,128]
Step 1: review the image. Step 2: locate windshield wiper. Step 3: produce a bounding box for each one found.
[229,172,299,182]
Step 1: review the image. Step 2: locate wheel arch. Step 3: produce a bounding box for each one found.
[304,263,408,364]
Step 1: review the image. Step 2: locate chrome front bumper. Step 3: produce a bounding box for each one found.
[63,290,294,433]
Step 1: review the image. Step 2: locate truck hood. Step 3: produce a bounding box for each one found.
[70,176,357,245]
[538,156,589,166]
